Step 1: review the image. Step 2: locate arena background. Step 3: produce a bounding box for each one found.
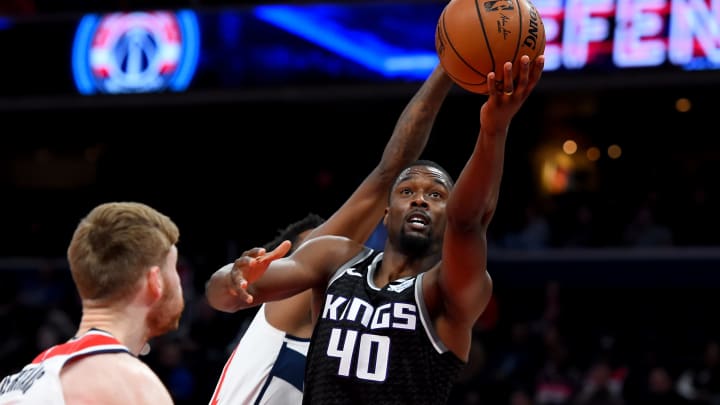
[1,1,719,404]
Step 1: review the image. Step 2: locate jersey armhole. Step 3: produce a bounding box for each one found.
[414,272,451,355]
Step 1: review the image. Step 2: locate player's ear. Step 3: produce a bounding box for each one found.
[146,266,163,302]
[382,209,389,227]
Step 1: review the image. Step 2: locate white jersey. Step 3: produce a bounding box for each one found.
[0,329,131,405]
[210,304,310,405]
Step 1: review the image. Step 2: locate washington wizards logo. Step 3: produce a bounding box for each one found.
[72,10,200,94]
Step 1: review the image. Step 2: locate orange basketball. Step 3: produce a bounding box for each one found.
[435,0,546,94]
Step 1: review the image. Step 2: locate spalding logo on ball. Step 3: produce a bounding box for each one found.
[435,0,546,94]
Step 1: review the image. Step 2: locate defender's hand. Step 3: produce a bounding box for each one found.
[227,240,292,304]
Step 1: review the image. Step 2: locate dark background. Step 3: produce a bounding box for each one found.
[1,84,715,263]
[1,1,720,404]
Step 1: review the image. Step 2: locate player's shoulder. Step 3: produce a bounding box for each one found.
[304,234,367,249]
[306,234,353,244]
[299,235,365,260]
[298,235,371,275]
[61,352,173,404]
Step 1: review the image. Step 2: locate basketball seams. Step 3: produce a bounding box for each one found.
[437,3,487,87]
[435,0,544,94]
[473,0,493,80]
[511,0,523,76]
[442,6,486,80]
[531,3,546,59]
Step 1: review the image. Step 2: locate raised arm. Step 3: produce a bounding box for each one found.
[306,64,454,243]
[206,65,453,312]
[438,55,545,346]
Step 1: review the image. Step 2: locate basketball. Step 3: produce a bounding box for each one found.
[435,0,546,94]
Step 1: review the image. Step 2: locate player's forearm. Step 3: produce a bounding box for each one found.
[378,65,454,177]
[447,127,508,229]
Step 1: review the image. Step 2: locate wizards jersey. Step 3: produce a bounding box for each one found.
[303,248,465,404]
[209,305,309,405]
[0,329,131,405]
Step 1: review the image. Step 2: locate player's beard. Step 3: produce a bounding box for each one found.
[398,228,432,257]
[147,286,184,338]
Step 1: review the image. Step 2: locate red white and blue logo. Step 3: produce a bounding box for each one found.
[72,10,200,95]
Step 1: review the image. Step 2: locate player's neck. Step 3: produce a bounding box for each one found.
[77,303,149,356]
[377,250,438,285]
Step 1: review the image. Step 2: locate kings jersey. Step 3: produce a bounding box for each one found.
[303,248,465,405]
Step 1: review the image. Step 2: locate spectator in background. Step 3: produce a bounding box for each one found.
[574,357,625,405]
[644,365,689,405]
[562,203,597,247]
[623,193,673,247]
[677,339,720,405]
[535,324,579,404]
[503,200,551,250]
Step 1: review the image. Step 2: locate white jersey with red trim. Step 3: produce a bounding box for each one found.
[209,304,310,405]
[0,329,131,405]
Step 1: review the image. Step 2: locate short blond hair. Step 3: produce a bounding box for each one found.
[67,202,179,301]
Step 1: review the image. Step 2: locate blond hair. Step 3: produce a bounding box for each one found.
[67,202,179,301]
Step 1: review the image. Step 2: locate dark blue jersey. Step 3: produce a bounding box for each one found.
[303,248,465,405]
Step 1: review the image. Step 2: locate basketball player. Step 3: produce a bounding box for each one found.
[205,63,454,404]
[0,202,184,405]
[226,54,545,404]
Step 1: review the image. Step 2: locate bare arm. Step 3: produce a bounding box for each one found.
[434,55,545,355]
[206,65,453,312]
[226,236,366,307]
[305,64,454,244]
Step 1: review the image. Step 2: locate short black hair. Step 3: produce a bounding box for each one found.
[389,159,455,199]
[263,213,326,252]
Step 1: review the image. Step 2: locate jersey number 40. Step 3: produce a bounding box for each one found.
[327,328,389,382]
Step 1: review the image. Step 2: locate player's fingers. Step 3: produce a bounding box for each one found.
[258,240,292,263]
[529,55,545,86]
[238,288,252,303]
[228,263,248,288]
[241,247,267,258]
[233,255,257,270]
[228,286,254,304]
[487,71,497,97]
[502,61,514,95]
[516,55,531,91]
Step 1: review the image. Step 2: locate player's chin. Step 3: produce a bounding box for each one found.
[152,315,182,337]
[399,232,432,254]
[148,302,184,336]
[166,304,184,331]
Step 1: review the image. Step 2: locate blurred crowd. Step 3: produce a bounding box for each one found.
[3,255,720,405]
[490,170,719,249]
[2,183,719,404]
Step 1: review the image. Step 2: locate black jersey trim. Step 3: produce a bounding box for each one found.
[327,247,375,288]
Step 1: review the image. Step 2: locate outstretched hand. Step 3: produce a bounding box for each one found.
[482,54,545,130]
[227,240,292,304]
